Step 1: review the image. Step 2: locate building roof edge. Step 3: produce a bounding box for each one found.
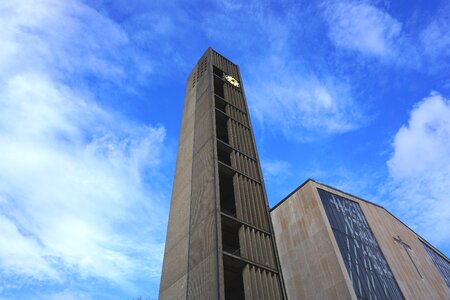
[270,178,315,212]
[270,178,450,263]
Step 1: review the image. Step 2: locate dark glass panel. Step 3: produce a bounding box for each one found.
[215,113,229,144]
[318,189,404,300]
[218,167,236,217]
[421,240,450,289]
[214,76,224,98]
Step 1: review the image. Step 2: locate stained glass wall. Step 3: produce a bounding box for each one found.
[421,240,450,289]
[318,189,404,300]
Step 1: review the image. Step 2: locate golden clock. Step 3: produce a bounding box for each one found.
[224,74,240,88]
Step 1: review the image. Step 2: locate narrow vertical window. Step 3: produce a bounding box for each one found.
[318,189,404,300]
[421,240,450,289]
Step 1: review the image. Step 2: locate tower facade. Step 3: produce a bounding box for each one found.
[159,48,287,299]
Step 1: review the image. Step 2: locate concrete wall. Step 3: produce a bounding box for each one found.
[271,179,450,300]
[159,63,197,299]
[318,183,450,299]
[161,48,287,299]
[159,49,220,299]
[271,181,356,299]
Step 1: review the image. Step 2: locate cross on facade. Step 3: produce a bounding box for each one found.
[394,235,423,278]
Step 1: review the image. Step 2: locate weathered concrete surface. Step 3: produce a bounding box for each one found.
[271,179,450,300]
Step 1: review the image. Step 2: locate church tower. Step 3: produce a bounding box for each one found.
[159,48,287,299]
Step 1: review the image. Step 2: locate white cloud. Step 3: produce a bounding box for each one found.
[249,70,365,141]
[196,1,368,140]
[260,158,296,206]
[0,0,167,296]
[419,6,450,73]
[0,0,131,81]
[0,215,59,281]
[261,159,292,183]
[324,1,402,58]
[387,92,450,246]
[323,1,450,71]
[420,20,450,59]
[216,0,243,11]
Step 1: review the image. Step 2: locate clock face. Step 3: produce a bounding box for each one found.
[224,74,240,87]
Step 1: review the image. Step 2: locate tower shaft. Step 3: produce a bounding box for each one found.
[160,48,286,300]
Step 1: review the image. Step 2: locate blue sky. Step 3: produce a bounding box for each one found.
[0,0,449,299]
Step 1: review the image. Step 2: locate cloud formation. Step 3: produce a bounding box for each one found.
[249,69,365,141]
[324,1,402,57]
[0,0,167,297]
[205,1,369,141]
[387,93,450,246]
[419,4,450,75]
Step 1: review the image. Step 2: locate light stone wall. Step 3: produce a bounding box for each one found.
[159,67,197,299]
[160,49,221,299]
[271,179,450,300]
[317,183,450,300]
[161,48,288,299]
[271,181,356,300]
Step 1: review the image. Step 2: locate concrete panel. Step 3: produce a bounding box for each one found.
[362,199,450,298]
[172,146,195,184]
[193,108,213,155]
[159,53,197,299]
[190,141,216,229]
[162,48,287,299]
[164,182,191,251]
[195,90,212,121]
[189,212,217,269]
[314,182,450,299]
[273,179,450,300]
[178,120,194,147]
[195,68,211,97]
[271,181,355,300]
[187,252,219,299]
[160,235,189,292]
[171,164,192,198]
[159,274,187,300]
